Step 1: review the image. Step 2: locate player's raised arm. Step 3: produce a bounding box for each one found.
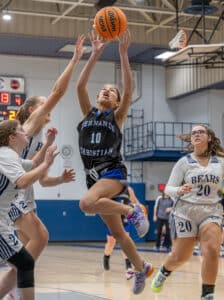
[24,35,86,136]
[114,30,132,127]
[76,31,108,116]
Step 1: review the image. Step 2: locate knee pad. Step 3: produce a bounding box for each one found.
[8,247,35,288]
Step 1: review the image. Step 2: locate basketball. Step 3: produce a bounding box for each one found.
[94,6,127,40]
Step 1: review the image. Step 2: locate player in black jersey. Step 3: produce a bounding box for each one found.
[76,29,154,295]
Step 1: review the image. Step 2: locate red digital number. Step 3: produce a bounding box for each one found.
[0,92,10,104]
[15,96,22,106]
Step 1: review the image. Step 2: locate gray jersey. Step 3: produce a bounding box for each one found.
[9,129,44,218]
[165,154,224,205]
[0,147,32,221]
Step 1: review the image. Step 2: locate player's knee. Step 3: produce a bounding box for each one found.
[201,243,220,258]
[8,247,35,288]
[79,196,93,213]
[34,219,49,246]
[40,225,49,246]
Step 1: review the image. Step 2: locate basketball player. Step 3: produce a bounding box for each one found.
[103,186,141,280]
[0,35,85,299]
[76,30,153,295]
[151,125,224,300]
[0,120,58,300]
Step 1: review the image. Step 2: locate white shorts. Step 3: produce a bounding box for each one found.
[170,200,223,239]
[8,186,36,222]
[0,220,23,261]
[8,200,36,222]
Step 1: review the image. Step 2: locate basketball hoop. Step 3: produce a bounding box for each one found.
[169,29,188,50]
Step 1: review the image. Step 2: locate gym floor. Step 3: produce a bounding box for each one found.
[1,242,224,300]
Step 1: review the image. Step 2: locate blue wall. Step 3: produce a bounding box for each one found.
[36,183,156,242]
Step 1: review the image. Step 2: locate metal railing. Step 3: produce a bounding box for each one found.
[124,121,207,156]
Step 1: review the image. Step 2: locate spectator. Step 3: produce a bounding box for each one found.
[153,191,173,251]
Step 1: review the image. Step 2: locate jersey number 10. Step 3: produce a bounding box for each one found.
[91,132,101,144]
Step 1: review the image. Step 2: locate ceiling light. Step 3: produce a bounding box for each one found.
[58,44,92,54]
[183,0,218,15]
[155,51,176,61]
[2,12,12,21]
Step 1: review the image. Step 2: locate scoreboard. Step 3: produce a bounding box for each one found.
[0,76,26,121]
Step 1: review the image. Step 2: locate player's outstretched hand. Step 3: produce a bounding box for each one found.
[61,169,76,183]
[73,34,86,61]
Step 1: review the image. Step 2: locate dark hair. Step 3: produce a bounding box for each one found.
[16,96,41,124]
[177,124,224,157]
[0,120,19,146]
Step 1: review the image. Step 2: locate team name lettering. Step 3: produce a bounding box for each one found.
[191,174,220,184]
[81,120,115,132]
[80,147,113,157]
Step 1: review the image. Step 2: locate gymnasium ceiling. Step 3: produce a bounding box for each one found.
[1,0,224,64]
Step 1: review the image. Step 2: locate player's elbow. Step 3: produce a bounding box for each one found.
[76,81,86,94]
[39,179,48,187]
[52,86,65,99]
[15,180,29,190]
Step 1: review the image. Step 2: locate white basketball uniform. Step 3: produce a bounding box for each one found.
[0,147,33,260]
[165,153,224,238]
[8,130,43,222]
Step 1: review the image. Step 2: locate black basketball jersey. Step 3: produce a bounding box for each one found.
[77,107,123,170]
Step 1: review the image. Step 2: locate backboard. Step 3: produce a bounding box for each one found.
[163,43,224,68]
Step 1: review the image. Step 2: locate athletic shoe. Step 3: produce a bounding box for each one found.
[132,261,154,294]
[127,205,149,238]
[103,255,110,271]
[201,294,214,300]
[126,268,135,280]
[151,269,167,293]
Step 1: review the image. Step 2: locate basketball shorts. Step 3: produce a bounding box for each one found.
[170,200,223,239]
[0,219,23,261]
[8,186,36,223]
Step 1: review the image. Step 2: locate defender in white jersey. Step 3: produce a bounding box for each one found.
[151,125,224,300]
[8,129,44,220]
[0,120,57,300]
[0,36,85,299]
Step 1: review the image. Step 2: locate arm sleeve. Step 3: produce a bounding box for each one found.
[165,157,186,198]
